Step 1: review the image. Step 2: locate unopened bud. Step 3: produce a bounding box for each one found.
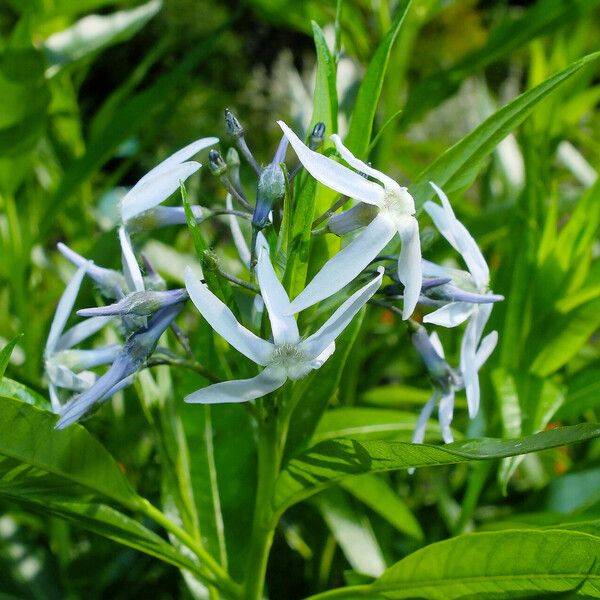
[253,164,285,228]
[224,108,244,138]
[208,149,227,177]
[226,147,240,169]
[309,122,325,149]
[77,289,188,318]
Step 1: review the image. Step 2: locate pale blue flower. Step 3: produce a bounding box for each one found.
[278,121,421,319]
[184,248,384,404]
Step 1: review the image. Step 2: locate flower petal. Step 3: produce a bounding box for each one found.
[428,331,445,359]
[226,193,251,268]
[134,137,218,188]
[119,226,145,293]
[421,258,465,281]
[330,133,397,191]
[185,367,286,404]
[412,394,437,445]
[301,267,384,358]
[438,389,455,444]
[423,302,474,328]
[426,183,489,287]
[49,383,61,413]
[56,316,112,351]
[46,264,88,356]
[397,216,422,319]
[278,121,384,206]
[459,316,481,418]
[328,203,378,235]
[288,214,395,314]
[475,330,498,371]
[121,162,201,222]
[256,247,298,344]
[184,266,273,365]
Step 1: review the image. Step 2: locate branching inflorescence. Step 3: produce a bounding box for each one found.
[46,110,503,447]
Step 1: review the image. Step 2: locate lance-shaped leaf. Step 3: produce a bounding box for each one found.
[273,424,600,513]
[409,51,600,206]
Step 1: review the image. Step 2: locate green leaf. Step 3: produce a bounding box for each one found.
[314,487,386,577]
[556,364,600,420]
[273,424,600,513]
[344,0,412,158]
[341,474,423,541]
[0,377,49,409]
[371,529,600,599]
[530,298,600,376]
[399,0,599,130]
[409,51,600,206]
[6,497,203,578]
[43,0,162,74]
[0,334,22,381]
[309,21,337,138]
[0,396,142,510]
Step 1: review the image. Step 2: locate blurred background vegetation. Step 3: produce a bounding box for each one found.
[1,0,599,597]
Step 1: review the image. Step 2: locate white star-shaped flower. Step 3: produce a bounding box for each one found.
[184,248,384,404]
[278,121,421,319]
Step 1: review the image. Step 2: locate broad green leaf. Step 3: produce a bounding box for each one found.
[361,384,435,408]
[314,487,386,577]
[313,407,444,444]
[273,424,600,513]
[344,0,412,158]
[545,468,600,514]
[409,51,600,206]
[43,0,162,74]
[0,334,22,381]
[0,377,49,409]
[399,0,599,130]
[341,474,423,541]
[3,497,203,578]
[0,396,142,510]
[371,529,600,599]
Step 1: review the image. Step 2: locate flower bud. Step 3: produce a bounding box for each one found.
[208,149,227,177]
[309,122,326,149]
[77,289,188,318]
[253,163,285,228]
[224,108,244,138]
[226,147,241,169]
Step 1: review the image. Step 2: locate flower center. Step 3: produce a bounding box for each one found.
[381,183,415,222]
[268,343,312,380]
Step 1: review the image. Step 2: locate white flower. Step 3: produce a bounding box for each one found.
[44,263,116,412]
[184,249,384,404]
[423,182,501,416]
[278,121,421,319]
[119,137,218,225]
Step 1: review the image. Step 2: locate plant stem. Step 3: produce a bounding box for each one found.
[140,499,242,599]
[243,408,282,600]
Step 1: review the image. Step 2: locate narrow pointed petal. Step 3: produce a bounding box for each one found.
[475,330,498,371]
[271,135,289,166]
[278,121,384,206]
[134,137,218,188]
[438,389,455,444]
[328,203,378,235]
[46,363,96,391]
[428,331,445,359]
[121,162,201,222]
[330,134,397,190]
[55,356,131,429]
[397,216,422,319]
[426,183,489,287]
[301,267,384,358]
[46,264,88,355]
[288,214,395,314]
[184,266,273,365]
[49,383,61,413]
[226,194,251,268]
[423,302,473,328]
[54,345,121,371]
[412,395,437,445]
[459,316,481,418]
[310,342,336,369]
[56,316,112,351]
[421,258,465,281]
[185,367,286,404]
[119,227,145,293]
[256,248,298,344]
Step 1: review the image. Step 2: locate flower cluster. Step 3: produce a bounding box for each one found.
[46,111,502,445]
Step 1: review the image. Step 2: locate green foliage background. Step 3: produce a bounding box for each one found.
[0,0,599,598]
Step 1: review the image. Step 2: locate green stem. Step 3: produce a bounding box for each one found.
[243,409,282,600]
[140,499,242,599]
